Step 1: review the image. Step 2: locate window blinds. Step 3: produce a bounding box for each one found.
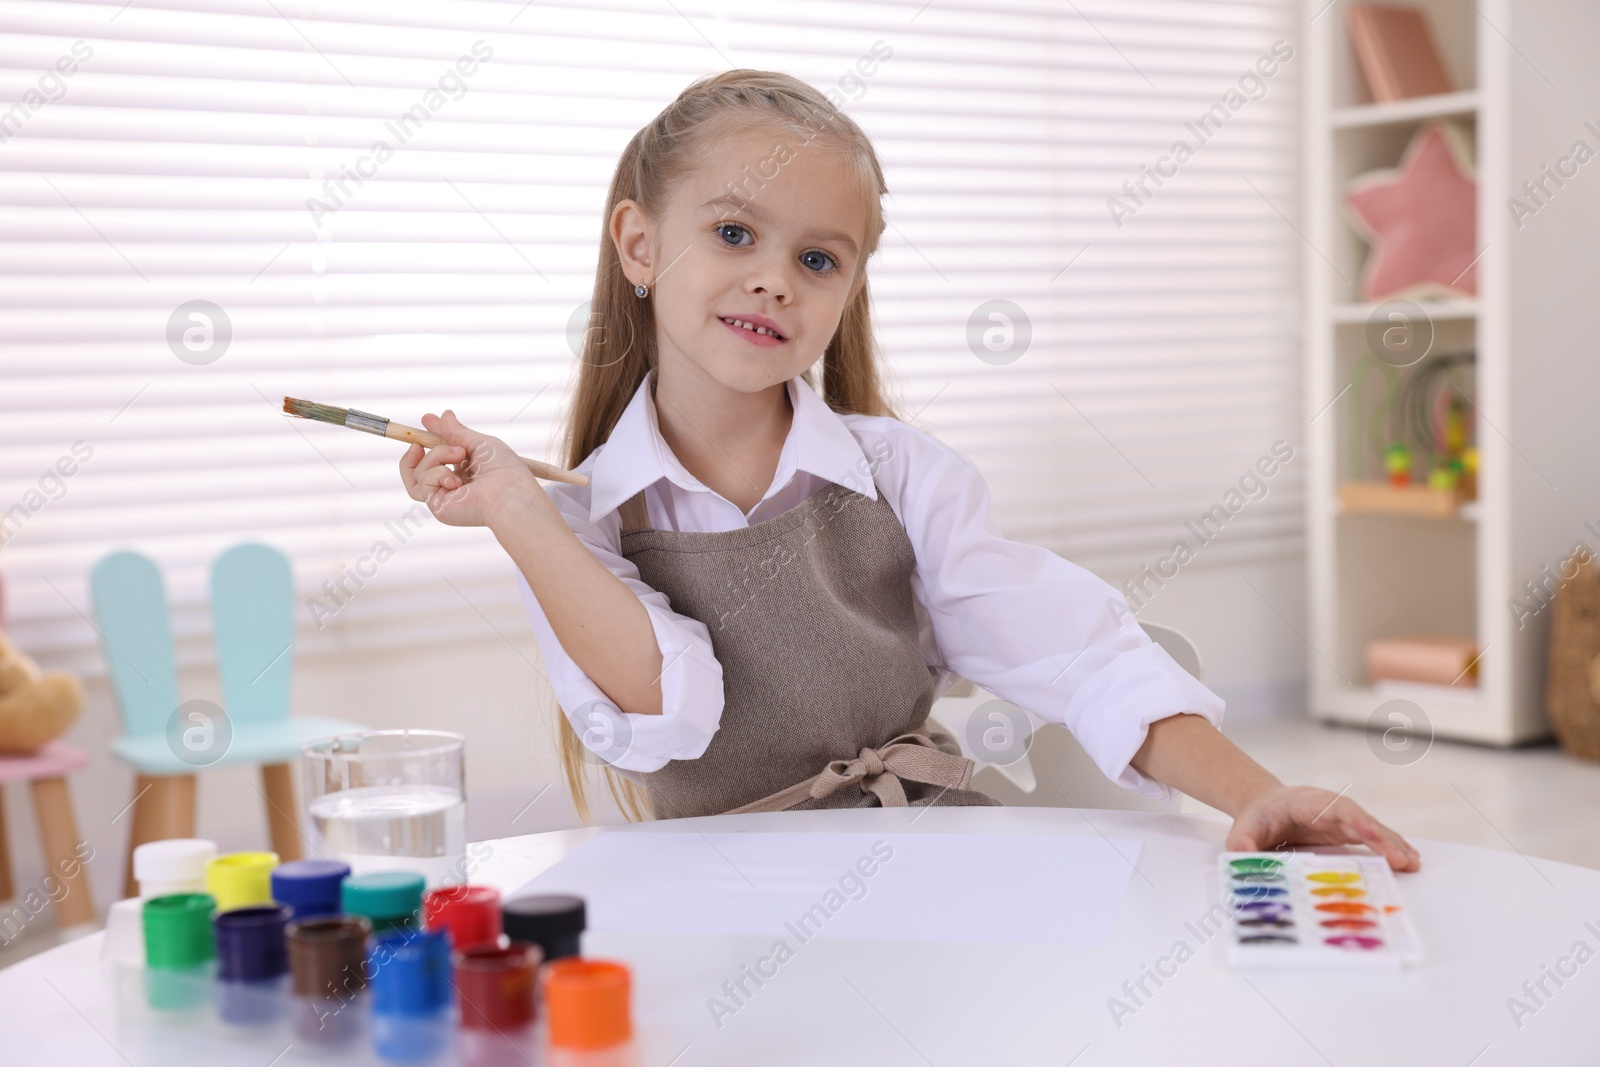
[0,0,1302,675]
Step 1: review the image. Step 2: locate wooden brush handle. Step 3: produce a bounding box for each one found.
[386,421,589,487]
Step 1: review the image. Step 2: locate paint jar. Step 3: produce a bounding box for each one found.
[544,958,637,1067]
[501,894,585,962]
[101,838,218,969]
[454,943,543,1067]
[343,871,426,935]
[213,903,292,1026]
[369,927,453,1063]
[302,730,466,886]
[424,884,502,951]
[287,914,373,1047]
[137,838,219,898]
[271,859,351,920]
[142,892,216,1012]
[206,851,279,912]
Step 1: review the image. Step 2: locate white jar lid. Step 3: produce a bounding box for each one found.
[133,838,217,889]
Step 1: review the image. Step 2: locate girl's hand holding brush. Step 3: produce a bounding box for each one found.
[398,409,668,713]
[399,410,551,530]
[282,395,587,529]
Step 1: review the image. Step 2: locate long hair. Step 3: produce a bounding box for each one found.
[553,69,902,824]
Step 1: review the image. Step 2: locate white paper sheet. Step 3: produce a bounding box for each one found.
[511,831,1142,945]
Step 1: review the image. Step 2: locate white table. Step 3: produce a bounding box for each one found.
[3,807,1597,1066]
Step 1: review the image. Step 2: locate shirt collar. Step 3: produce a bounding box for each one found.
[587,368,879,523]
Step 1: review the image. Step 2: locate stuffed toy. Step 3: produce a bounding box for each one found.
[1344,120,1478,302]
[0,609,84,754]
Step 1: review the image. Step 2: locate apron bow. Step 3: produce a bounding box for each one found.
[724,729,977,814]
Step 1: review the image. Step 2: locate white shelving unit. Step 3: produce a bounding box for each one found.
[1331,88,1478,128]
[1304,0,1600,745]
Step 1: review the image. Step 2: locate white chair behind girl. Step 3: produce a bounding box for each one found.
[928,622,1204,813]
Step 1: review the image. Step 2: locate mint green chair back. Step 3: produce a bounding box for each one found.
[211,543,294,727]
[88,550,182,739]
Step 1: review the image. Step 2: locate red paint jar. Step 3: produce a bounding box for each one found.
[424,885,502,951]
[453,942,542,1030]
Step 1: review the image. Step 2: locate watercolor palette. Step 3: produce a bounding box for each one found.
[1217,852,1422,969]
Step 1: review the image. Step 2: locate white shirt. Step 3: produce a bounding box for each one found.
[516,368,1224,801]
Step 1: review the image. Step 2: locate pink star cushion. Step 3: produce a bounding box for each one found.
[1345,121,1478,301]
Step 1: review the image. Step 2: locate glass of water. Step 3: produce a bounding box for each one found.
[302,731,467,888]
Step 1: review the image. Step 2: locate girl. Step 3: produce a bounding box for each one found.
[398,70,1420,872]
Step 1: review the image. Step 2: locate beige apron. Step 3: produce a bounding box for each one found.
[618,479,1000,820]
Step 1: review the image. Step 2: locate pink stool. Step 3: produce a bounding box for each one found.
[0,741,95,929]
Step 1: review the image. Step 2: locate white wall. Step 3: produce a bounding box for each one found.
[1113,553,1309,724]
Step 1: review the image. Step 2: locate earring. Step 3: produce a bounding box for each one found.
[635,282,650,298]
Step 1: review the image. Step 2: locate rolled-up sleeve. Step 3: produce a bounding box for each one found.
[516,482,725,775]
[880,425,1224,801]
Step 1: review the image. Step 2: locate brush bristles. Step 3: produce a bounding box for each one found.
[282,396,352,425]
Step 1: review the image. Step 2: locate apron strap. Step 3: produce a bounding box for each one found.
[618,489,651,535]
[720,727,978,815]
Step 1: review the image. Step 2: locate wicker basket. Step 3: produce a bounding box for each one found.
[1546,552,1600,761]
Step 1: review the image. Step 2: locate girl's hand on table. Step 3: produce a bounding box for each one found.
[1225,783,1422,872]
[398,409,541,528]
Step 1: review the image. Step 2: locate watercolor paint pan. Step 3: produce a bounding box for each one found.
[1217,852,1423,969]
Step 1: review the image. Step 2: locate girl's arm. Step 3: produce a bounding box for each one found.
[876,419,1420,871]
[1130,712,1420,871]
[489,484,666,717]
[1128,712,1280,813]
[400,409,677,721]
[876,420,1223,801]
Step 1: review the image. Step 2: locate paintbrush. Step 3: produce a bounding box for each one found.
[282,397,589,487]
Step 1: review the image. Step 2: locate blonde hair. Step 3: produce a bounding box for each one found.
[553,69,902,824]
